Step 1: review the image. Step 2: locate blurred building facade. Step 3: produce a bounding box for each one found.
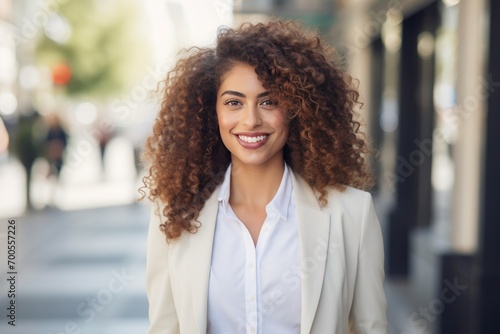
[337,1,498,333]
[237,0,498,333]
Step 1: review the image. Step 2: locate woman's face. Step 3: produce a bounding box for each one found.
[216,63,289,168]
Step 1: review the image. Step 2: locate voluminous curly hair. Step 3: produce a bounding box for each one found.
[141,19,373,240]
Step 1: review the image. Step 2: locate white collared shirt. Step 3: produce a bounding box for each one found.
[207,163,301,334]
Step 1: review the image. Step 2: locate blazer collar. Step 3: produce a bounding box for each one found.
[188,188,219,334]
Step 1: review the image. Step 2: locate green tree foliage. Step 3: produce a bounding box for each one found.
[36,0,151,98]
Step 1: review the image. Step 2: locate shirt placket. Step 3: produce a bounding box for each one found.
[237,207,279,334]
[254,209,277,333]
[241,222,258,334]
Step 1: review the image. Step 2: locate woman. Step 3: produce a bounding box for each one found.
[142,20,387,334]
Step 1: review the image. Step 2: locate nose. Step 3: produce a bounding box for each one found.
[242,105,262,128]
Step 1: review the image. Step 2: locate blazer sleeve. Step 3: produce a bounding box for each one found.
[349,193,388,334]
[146,201,180,334]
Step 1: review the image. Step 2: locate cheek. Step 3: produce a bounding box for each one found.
[217,115,231,131]
[216,110,238,130]
[270,113,289,132]
[215,106,225,128]
[216,115,235,136]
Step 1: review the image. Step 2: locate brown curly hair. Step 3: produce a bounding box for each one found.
[141,19,373,240]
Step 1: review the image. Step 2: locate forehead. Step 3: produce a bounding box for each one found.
[218,63,265,92]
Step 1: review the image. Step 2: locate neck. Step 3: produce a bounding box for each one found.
[229,155,285,208]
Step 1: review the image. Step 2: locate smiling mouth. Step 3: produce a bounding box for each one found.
[237,134,269,143]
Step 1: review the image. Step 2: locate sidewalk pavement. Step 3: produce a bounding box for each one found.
[0,203,151,334]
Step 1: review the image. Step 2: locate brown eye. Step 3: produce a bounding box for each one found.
[224,100,242,106]
[261,99,277,107]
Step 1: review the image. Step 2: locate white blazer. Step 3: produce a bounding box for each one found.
[146,171,387,334]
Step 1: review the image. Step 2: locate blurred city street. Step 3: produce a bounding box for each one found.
[0,203,150,334]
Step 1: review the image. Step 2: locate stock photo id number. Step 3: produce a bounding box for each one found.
[6,219,17,327]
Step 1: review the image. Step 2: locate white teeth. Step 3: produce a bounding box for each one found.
[238,135,268,143]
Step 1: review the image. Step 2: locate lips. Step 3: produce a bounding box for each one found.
[234,133,270,149]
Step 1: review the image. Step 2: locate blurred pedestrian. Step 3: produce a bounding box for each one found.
[93,116,114,171]
[142,20,387,334]
[0,117,8,153]
[11,109,44,209]
[44,114,68,178]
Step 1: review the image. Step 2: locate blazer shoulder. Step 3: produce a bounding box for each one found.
[326,185,372,208]
[324,185,374,229]
[290,171,372,216]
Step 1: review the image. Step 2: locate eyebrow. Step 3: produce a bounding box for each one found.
[220,90,270,98]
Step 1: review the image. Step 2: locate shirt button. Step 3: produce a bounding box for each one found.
[247,295,255,302]
[250,327,256,333]
[248,262,254,268]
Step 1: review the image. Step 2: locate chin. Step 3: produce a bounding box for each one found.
[231,152,283,167]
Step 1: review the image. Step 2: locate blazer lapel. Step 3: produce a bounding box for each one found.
[291,172,334,334]
[188,188,219,334]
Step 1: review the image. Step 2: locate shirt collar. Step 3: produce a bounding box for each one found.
[217,165,232,207]
[217,163,293,221]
